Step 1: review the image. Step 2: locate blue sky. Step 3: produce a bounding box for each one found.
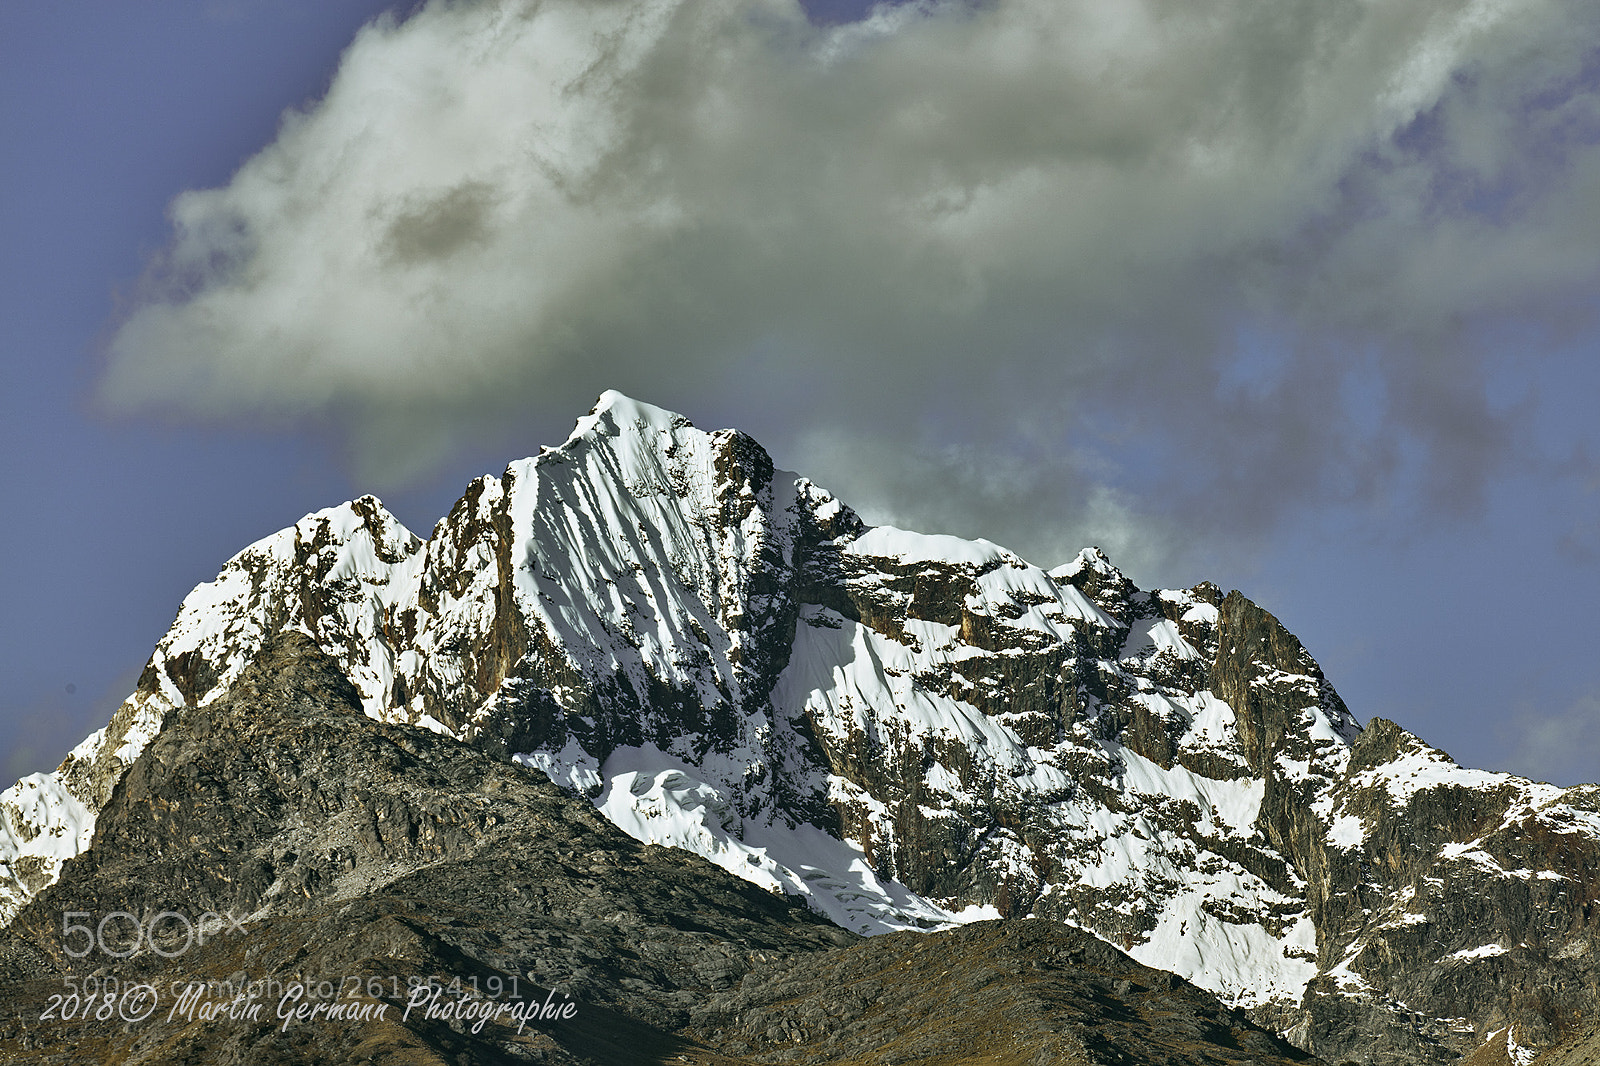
[4,0,1599,787]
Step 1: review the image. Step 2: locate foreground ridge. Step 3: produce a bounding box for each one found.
[4,391,1598,1066]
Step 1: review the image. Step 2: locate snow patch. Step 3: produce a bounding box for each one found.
[0,774,96,925]
[1328,814,1368,849]
[1121,616,1199,661]
[514,739,604,797]
[1446,943,1507,962]
[590,745,958,934]
[846,526,1010,568]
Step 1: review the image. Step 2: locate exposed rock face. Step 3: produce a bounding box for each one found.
[0,633,1316,1066]
[4,391,1599,1065]
[1286,720,1600,1066]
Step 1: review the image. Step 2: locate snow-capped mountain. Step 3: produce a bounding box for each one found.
[5,391,1598,1065]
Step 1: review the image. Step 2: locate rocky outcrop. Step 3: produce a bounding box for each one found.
[690,919,1323,1066]
[1282,719,1600,1066]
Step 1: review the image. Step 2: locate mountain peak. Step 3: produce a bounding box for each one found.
[1060,544,1119,576]
[566,388,693,447]
[5,392,1599,1066]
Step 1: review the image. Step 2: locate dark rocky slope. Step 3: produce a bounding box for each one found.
[1522,1020,1600,1066]
[689,919,1322,1066]
[0,633,1321,1066]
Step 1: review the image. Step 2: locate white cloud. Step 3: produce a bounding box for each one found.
[100,0,1600,544]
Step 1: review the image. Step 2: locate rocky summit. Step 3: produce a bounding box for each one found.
[3,391,1598,1065]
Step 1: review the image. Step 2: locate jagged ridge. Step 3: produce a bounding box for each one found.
[4,391,1599,1066]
